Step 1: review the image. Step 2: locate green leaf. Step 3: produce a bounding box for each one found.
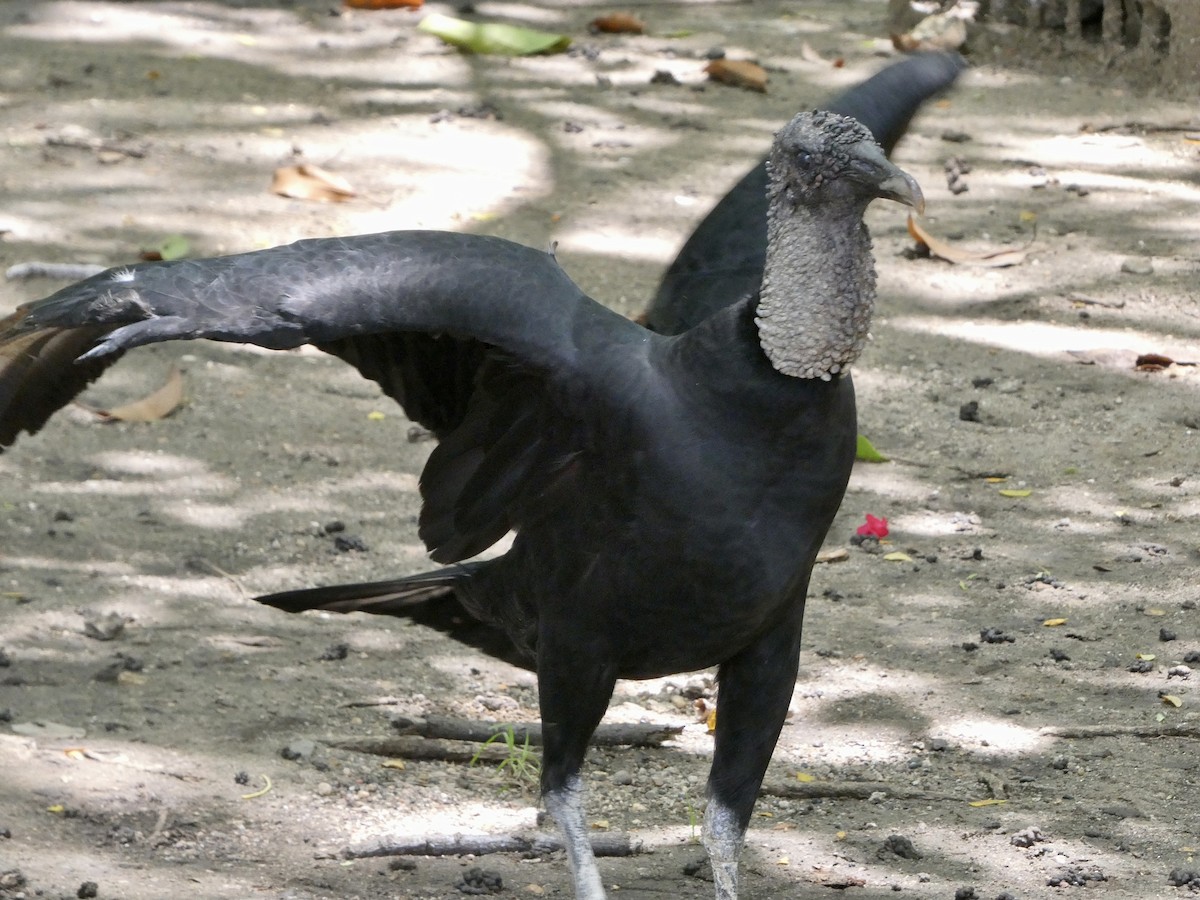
[883,551,912,562]
[418,13,570,56]
[998,488,1032,498]
[157,235,190,260]
[855,434,888,463]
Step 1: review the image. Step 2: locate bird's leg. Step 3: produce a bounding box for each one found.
[703,618,804,900]
[538,646,617,900]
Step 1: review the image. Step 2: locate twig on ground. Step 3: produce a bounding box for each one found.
[1040,723,1200,739]
[321,735,515,763]
[389,715,683,748]
[761,780,941,801]
[341,831,641,860]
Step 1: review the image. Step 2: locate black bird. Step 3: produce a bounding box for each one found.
[645,51,965,335]
[1,110,920,899]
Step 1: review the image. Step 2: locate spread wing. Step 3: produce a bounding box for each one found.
[0,230,652,561]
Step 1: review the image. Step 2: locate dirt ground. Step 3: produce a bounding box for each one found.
[2,1,1199,898]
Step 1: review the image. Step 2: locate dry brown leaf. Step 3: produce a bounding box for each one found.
[703,59,767,93]
[589,13,644,34]
[96,367,185,423]
[908,214,1030,268]
[1134,352,1197,371]
[815,548,849,564]
[271,164,357,203]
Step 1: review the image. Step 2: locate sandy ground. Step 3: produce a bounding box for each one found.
[2,1,1200,898]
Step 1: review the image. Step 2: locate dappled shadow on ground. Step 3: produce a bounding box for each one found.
[2,1,1199,898]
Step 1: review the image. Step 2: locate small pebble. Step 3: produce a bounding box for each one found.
[77,882,99,899]
[281,739,316,761]
[1120,257,1153,275]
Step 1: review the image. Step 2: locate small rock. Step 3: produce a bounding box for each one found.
[0,649,10,668]
[980,628,1015,645]
[954,888,977,900]
[83,611,130,641]
[0,870,27,890]
[1168,869,1200,889]
[881,834,922,859]
[959,400,981,423]
[316,781,334,796]
[1159,627,1177,642]
[77,881,99,899]
[281,739,316,761]
[612,769,634,786]
[1120,257,1153,275]
[1167,665,1192,679]
[333,534,368,553]
[1010,825,1047,847]
[650,70,680,86]
[319,643,349,661]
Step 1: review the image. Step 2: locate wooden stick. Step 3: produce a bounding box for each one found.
[342,831,642,860]
[1040,723,1200,739]
[761,780,940,801]
[321,735,516,762]
[389,715,683,748]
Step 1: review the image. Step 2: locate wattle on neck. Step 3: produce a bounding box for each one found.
[753,200,877,380]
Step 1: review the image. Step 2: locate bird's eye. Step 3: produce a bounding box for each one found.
[795,150,813,167]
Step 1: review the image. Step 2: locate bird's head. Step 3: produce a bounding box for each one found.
[767,110,924,215]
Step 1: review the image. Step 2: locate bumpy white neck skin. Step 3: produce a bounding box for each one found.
[754,197,877,380]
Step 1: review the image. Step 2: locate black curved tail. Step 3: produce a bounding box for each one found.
[257,563,535,670]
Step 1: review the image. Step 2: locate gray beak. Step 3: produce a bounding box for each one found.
[853,140,925,214]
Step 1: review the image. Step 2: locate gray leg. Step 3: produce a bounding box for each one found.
[702,796,743,900]
[544,773,606,900]
[703,614,806,900]
[537,632,617,900]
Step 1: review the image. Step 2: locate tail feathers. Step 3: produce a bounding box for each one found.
[255,564,536,671]
[256,567,469,615]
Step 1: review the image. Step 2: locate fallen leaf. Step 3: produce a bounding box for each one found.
[855,434,888,462]
[999,488,1032,498]
[815,548,849,564]
[883,551,912,562]
[589,13,644,34]
[271,164,357,203]
[703,59,767,93]
[1161,694,1182,708]
[1135,352,1197,370]
[1043,618,1068,627]
[93,367,185,423]
[706,708,717,733]
[968,798,1008,807]
[140,234,190,262]
[908,215,1031,267]
[419,13,570,55]
[1137,653,1156,661]
[795,772,816,783]
[381,759,407,769]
